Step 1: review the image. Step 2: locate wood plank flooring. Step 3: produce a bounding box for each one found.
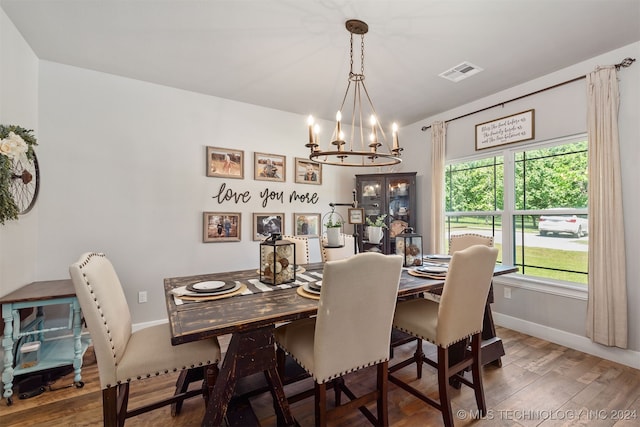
[1,327,638,426]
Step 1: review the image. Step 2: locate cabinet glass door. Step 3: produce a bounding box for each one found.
[387,177,412,253]
[359,178,384,251]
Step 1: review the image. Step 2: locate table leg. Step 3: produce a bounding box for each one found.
[1,306,15,404]
[202,325,295,427]
[71,299,85,385]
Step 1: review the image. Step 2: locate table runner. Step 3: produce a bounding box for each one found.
[173,270,324,305]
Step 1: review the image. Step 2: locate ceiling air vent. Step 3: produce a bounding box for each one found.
[439,62,484,82]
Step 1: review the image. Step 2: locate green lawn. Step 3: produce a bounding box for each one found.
[493,243,588,285]
[449,217,589,285]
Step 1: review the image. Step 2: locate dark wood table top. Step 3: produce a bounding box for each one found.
[0,279,75,304]
[164,262,517,346]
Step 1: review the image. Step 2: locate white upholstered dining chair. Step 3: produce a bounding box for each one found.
[281,235,310,265]
[320,233,356,261]
[448,233,494,254]
[389,245,499,427]
[275,252,403,427]
[424,233,494,305]
[69,252,221,427]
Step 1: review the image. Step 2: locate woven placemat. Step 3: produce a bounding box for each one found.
[407,269,447,280]
[296,286,320,300]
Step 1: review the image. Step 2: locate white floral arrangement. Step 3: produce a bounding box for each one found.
[0,125,37,225]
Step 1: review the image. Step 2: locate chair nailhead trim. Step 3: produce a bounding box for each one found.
[392,326,480,348]
[277,344,388,383]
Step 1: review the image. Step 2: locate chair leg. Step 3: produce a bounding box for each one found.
[276,347,286,381]
[204,364,219,407]
[171,367,205,416]
[471,333,487,416]
[414,339,424,379]
[333,376,343,406]
[315,382,328,427]
[101,384,128,427]
[102,387,118,427]
[377,362,389,427]
[437,346,454,427]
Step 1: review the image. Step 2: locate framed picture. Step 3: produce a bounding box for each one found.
[206,146,244,179]
[348,208,365,225]
[293,213,321,237]
[475,109,535,150]
[294,158,322,185]
[253,213,285,241]
[254,152,286,182]
[203,212,241,243]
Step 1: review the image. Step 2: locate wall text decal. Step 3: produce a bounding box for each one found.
[212,183,319,209]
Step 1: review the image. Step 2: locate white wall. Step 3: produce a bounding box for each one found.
[36,61,356,324]
[401,41,640,361]
[0,8,39,298]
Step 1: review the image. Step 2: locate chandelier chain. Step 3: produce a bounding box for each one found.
[360,34,365,75]
[349,32,354,75]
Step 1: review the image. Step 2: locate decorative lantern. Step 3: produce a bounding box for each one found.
[396,227,423,267]
[260,233,296,285]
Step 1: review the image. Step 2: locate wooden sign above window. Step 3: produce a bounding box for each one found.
[475,109,535,150]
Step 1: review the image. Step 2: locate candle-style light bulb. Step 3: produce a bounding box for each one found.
[370,115,377,143]
[336,111,342,139]
[313,124,320,149]
[307,115,314,144]
[392,122,399,149]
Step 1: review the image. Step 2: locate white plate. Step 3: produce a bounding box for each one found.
[418,266,448,274]
[303,283,321,295]
[191,281,227,291]
[425,254,452,260]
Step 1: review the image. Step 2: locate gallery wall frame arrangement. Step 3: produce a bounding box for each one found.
[294,158,322,185]
[206,146,244,179]
[293,213,321,237]
[203,212,241,243]
[253,213,285,241]
[254,152,285,182]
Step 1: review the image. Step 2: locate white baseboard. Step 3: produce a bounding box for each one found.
[493,312,640,370]
[132,318,168,332]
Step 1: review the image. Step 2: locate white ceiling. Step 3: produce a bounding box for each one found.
[2,0,639,126]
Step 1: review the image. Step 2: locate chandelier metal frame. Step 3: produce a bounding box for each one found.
[306,19,402,167]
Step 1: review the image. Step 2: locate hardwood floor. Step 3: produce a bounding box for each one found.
[1,327,638,426]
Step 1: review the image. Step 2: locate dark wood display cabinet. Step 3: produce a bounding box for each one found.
[355,172,417,255]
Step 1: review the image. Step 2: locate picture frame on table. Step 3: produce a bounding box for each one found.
[294,158,322,185]
[254,152,286,182]
[203,212,241,243]
[206,146,244,179]
[253,213,285,241]
[293,213,321,238]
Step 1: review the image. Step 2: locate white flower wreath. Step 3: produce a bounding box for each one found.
[0,125,37,225]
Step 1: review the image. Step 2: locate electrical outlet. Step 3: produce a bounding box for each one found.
[503,286,512,299]
[138,291,148,304]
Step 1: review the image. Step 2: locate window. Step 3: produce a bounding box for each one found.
[445,134,588,285]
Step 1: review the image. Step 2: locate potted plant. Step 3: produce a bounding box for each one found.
[324,215,343,246]
[365,214,388,244]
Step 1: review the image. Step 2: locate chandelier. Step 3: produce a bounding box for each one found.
[305,19,402,167]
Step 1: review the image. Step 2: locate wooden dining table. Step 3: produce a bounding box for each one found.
[164,261,517,427]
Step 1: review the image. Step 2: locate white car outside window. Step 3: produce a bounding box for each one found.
[538,215,588,237]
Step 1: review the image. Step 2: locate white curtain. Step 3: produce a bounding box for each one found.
[429,121,446,254]
[586,66,628,348]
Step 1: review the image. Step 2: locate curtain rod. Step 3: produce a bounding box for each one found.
[420,57,636,132]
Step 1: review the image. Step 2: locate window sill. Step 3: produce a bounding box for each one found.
[494,273,588,300]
